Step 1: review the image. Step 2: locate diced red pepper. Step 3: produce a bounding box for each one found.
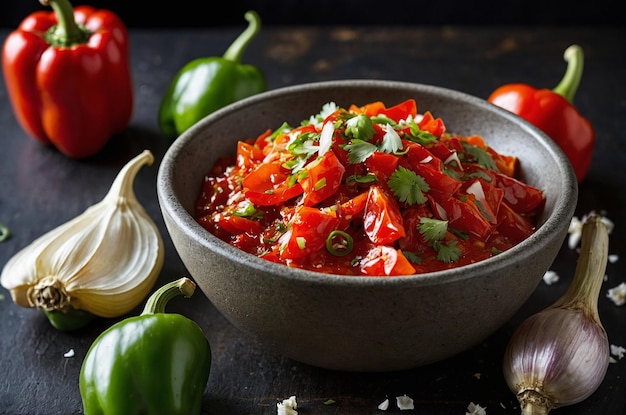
[300,151,346,206]
[243,161,303,206]
[363,186,406,245]
[236,141,264,171]
[281,206,340,259]
[349,99,417,123]
[349,101,386,117]
[461,179,504,225]
[339,191,368,222]
[359,245,416,276]
[212,213,265,236]
[489,171,545,214]
[365,151,399,182]
[496,202,536,243]
[418,111,446,136]
[428,190,493,240]
[379,99,418,123]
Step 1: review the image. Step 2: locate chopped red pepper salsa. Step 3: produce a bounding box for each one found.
[195,99,546,276]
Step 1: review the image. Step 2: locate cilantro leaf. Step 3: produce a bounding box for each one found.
[345,114,376,141]
[388,166,429,205]
[269,122,292,142]
[418,217,448,241]
[402,250,422,264]
[346,173,378,184]
[379,124,403,154]
[307,102,339,126]
[461,141,497,171]
[417,218,461,263]
[404,118,438,145]
[371,114,398,127]
[344,139,377,164]
[433,240,461,263]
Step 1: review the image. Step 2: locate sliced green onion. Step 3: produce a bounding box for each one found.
[296,236,307,250]
[0,221,10,242]
[314,177,327,190]
[325,230,353,256]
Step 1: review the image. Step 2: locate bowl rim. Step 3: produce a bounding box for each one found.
[157,79,578,288]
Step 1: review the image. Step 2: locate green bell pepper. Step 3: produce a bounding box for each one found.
[79,277,211,415]
[44,308,97,331]
[158,10,266,139]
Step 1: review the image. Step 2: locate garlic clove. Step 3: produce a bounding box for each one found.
[503,214,610,414]
[1,150,164,327]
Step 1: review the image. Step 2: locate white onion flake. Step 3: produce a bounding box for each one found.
[543,270,560,285]
[277,395,298,415]
[607,282,626,306]
[377,398,390,410]
[396,394,414,410]
[466,402,487,415]
[318,121,334,156]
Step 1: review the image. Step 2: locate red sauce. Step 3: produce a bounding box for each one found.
[195,99,545,276]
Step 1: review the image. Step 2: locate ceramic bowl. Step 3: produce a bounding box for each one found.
[157,80,577,372]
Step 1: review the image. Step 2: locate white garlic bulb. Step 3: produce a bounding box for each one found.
[503,214,610,414]
[1,150,164,328]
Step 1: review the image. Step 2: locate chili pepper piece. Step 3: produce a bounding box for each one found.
[1,0,133,158]
[158,10,266,139]
[79,277,211,415]
[488,45,594,183]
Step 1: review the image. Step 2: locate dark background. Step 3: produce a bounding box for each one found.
[2,0,624,28]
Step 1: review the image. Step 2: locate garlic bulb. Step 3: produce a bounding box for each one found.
[503,214,610,414]
[0,150,164,329]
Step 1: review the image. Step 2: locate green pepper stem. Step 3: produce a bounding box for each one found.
[552,44,584,103]
[40,0,91,47]
[222,10,262,63]
[142,277,196,315]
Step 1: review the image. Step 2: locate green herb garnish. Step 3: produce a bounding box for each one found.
[343,139,378,164]
[388,166,429,205]
[461,141,497,171]
[345,114,376,140]
[418,217,461,263]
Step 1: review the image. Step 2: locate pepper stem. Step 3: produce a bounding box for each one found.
[40,0,91,47]
[222,10,262,63]
[552,214,609,323]
[552,44,584,103]
[142,277,196,315]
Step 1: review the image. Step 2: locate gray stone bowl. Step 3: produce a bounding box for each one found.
[157,80,577,372]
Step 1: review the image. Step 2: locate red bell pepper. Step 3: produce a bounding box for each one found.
[2,0,133,158]
[487,45,594,183]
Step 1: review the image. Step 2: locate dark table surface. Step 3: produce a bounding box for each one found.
[1,25,625,415]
